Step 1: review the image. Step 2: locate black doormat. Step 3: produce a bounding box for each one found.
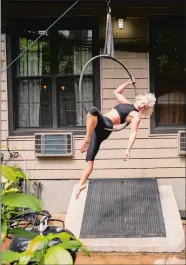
[80,178,166,238]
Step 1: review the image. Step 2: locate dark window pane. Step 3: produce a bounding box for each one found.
[58,30,92,75]
[152,51,183,74]
[16,31,50,76]
[57,77,93,126]
[57,29,94,127]
[149,15,185,128]
[150,16,184,74]
[10,20,97,131]
[16,78,52,128]
[154,75,185,126]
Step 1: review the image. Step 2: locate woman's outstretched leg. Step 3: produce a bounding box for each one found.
[80,112,98,153]
[76,132,101,199]
[75,161,94,199]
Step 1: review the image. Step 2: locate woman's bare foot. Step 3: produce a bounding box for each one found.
[80,139,90,153]
[75,184,86,199]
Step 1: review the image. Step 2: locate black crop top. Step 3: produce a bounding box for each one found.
[114,103,139,124]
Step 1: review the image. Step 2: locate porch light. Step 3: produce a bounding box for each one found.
[117,18,124,30]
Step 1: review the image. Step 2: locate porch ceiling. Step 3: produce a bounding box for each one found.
[2,0,184,20]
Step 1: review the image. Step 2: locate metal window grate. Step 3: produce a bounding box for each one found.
[35,133,73,157]
[80,179,166,238]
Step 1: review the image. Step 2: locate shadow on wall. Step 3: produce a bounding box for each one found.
[24,180,43,200]
[157,178,186,211]
[28,180,78,213]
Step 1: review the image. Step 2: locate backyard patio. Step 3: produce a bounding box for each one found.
[1,0,185,264]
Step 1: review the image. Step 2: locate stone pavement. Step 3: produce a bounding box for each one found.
[75,221,186,265]
[155,257,185,264]
[76,252,186,265]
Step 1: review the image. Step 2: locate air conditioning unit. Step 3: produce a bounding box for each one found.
[34,133,74,157]
[178,131,186,155]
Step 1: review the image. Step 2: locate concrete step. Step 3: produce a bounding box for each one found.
[65,184,185,253]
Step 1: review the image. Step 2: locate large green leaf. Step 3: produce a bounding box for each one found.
[47,232,72,242]
[18,235,48,265]
[2,250,20,264]
[1,165,17,182]
[1,219,7,240]
[72,237,90,256]
[2,187,19,195]
[5,212,12,220]
[61,240,81,249]
[6,210,25,216]
[2,193,41,211]
[47,232,90,256]
[7,228,37,240]
[1,165,28,184]
[81,245,90,257]
[1,214,6,220]
[57,240,81,250]
[3,181,14,191]
[13,167,28,181]
[18,252,32,265]
[26,235,48,254]
[44,245,73,265]
[32,249,45,262]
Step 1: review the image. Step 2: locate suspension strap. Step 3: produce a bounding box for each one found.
[104,0,115,57]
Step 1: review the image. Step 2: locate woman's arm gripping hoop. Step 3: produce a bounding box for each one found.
[113,77,135,104]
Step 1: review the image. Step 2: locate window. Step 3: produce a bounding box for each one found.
[7,18,100,135]
[149,15,185,134]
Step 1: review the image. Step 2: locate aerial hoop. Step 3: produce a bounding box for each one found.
[79,0,137,132]
[78,54,137,132]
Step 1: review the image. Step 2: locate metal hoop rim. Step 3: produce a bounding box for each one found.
[79,54,137,132]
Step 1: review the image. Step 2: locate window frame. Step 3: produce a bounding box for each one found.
[6,17,100,136]
[148,14,186,134]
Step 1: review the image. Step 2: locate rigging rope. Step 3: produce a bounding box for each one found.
[1,0,80,74]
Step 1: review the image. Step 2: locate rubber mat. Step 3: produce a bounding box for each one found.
[80,178,166,238]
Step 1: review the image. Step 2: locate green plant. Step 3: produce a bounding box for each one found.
[1,165,42,240]
[2,231,90,265]
[1,165,90,264]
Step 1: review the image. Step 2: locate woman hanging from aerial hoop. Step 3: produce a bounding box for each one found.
[75,77,156,199]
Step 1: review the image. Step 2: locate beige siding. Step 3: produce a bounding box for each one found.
[5,132,183,180]
[23,157,185,170]
[102,78,148,89]
[1,34,8,142]
[102,88,147,99]
[102,68,143,78]
[1,26,184,180]
[27,168,185,180]
[101,58,148,69]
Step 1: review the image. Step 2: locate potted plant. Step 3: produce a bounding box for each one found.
[4,226,89,265]
[1,165,90,265]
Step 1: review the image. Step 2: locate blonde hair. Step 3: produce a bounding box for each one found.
[135,93,156,117]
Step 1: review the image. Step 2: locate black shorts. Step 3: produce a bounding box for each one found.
[86,107,113,161]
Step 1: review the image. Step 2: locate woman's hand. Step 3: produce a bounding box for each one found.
[124,149,130,161]
[127,77,135,85]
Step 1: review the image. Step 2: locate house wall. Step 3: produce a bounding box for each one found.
[1,34,8,143]
[1,17,185,213]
